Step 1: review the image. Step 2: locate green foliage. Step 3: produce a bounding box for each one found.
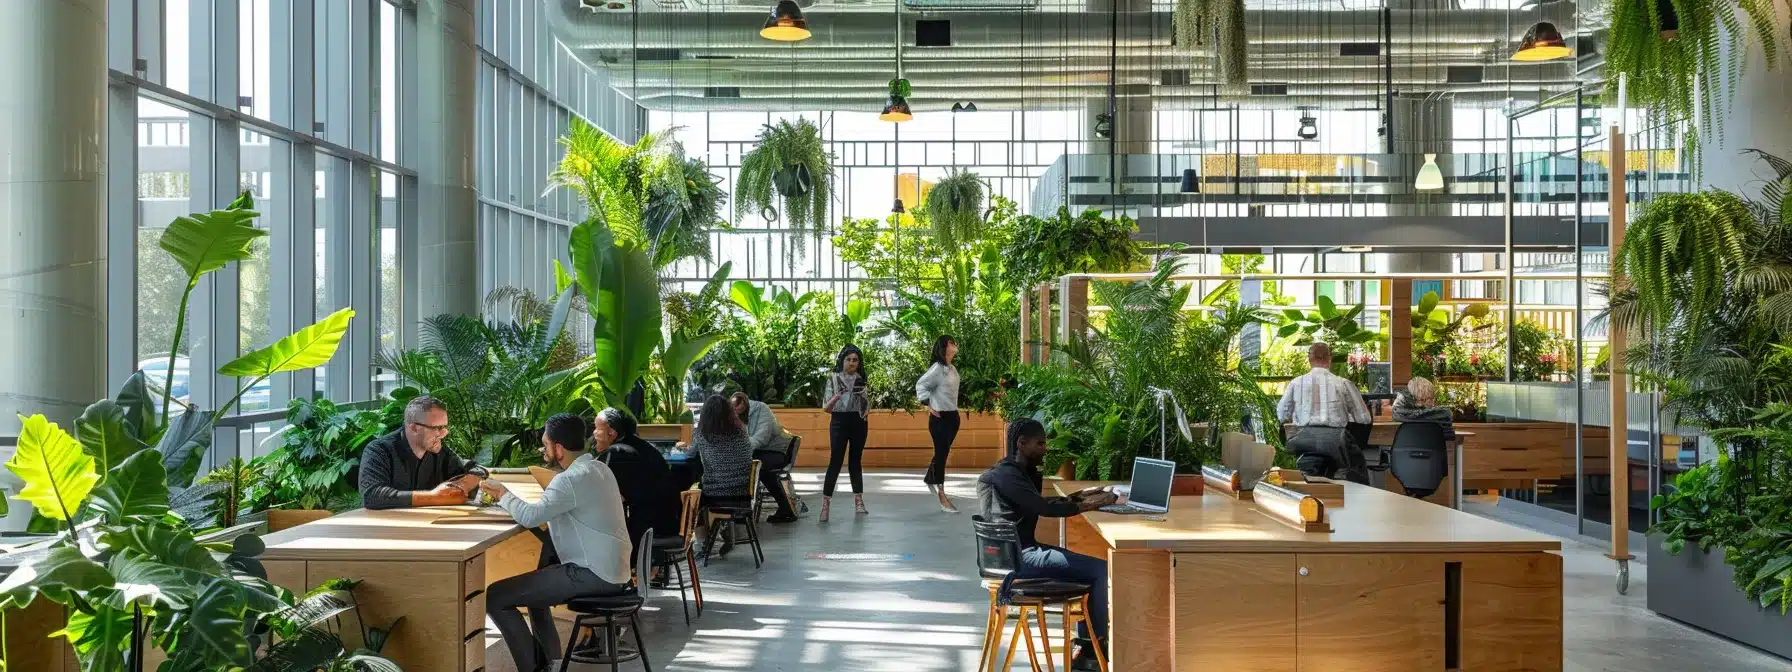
[548,119,693,259]
[1611,190,1755,342]
[735,118,835,249]
[1172,0,1248,89]
[217,308,356,417]
[7,415,101,524]
[1273,297,1383,367]
[709,281,839,405]
[642,156,728,269]
[923,169,986,250]
[573,219,664,410]
[1001,206,1147,290]
[256,396,399,513]
[154,190,262,425]
[648,267,732,423]
[1603,0,1780,148]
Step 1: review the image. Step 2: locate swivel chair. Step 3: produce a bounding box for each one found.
[1386,422,1451,498]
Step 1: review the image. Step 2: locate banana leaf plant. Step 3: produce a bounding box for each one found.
[1409,290,1492,361]
[1274,296,1382,366]
[843,298,873,342]
[647,266,732,423]
[570,218,663,411]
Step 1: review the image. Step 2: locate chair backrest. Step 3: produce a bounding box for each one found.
[678,489,702,547]
[747,459,763,499]
[971,515,1021,579]
[1389,422,1451,497]
[785,433,802,465]
[635,528,655,594]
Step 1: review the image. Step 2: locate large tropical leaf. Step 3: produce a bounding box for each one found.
[571,220,663,401]
[89,449,171,525]
[106,552,202,610]
[158,191,264,282]
[5,414,99,522]
[0,546,113,609]
[102,522,221,574]
[249,628,347,672]
[186,578,252,666]
[76,400,147,478]
[54,604,132,672]
[114,371,159,440]
[156,408,214,489]
[663,332,726,384]
[219,308,356,379]
[729,281,768,321]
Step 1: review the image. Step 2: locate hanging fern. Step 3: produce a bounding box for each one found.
[1603,0,1781,149]
[923,169,986,249]
[1611,190,1752,340]
[734,118,836,252]
[1172,0,1248,89]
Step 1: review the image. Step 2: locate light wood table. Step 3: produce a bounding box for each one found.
[1043,480,1563,672]
[259,473,546,672]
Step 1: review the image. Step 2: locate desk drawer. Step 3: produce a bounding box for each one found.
[1462,446,1560,479]
[464,628,486,672]
[464,590,487,641]
[463,555,485,600]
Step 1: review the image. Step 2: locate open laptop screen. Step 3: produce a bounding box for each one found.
[1129,457,1177,511]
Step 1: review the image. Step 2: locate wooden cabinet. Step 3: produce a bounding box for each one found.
[1296,554,1447,672]
[1173,554,1299,672]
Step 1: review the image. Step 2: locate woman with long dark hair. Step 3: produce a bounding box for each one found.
[691,394,754,505]
[820,344,871,522]
[916,334,962,513]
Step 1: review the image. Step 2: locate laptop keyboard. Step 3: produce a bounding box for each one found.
[1099,504,1148,515]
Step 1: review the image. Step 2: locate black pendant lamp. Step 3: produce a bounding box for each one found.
[891,198,907,214]
[1512,21,1570,61]
[1297,114,1319,140]
[760,0,811,42]
[1179,168,1200,194]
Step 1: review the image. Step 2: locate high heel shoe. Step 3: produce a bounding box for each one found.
[820,496,831,523]
[854,494,869,515]
[937,487,959,514]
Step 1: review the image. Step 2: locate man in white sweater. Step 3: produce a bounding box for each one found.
[478,414,633,671]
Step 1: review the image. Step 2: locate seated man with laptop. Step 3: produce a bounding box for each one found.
[977,419,1118,671]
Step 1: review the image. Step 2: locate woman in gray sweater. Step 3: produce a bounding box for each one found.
[916,335,962,513]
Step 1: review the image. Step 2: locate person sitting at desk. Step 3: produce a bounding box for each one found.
[691,394,754,555]
[593,407,682,550]
[357,395,480,509]
[1392,376,1457,442]
[977,418,1116,671]
[478,414,632,672]
[733,391,799,523]
[1276,342,1373,484]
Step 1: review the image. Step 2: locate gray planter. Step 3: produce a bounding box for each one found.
[1647,536,1792,659]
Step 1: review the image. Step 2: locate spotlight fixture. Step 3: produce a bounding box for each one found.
[952,102,964,113]
[1512,22,1570,61]
[1415,153,1445,191]
[1296,114,1319,140]
[1094,113,1114,139]
[891,198,906,214]
[1179,168,1200,194]
[760,0,811,41]
[951,101,979,113]
[880,78,913,122]
[1341,245,1373,253]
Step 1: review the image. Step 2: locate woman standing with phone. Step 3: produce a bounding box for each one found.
[916,335,961,513]
[821,344,871,522]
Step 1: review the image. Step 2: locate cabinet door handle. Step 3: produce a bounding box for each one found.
[1298,566,1310,577]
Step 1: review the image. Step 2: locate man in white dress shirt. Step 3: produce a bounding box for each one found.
[478,414,633,672]
[1275,342,1373,484]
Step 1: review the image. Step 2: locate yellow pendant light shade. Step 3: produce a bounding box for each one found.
[1512,21,1570,61]
[880,95,913,122]
[1415,153,1445,191]
[760,0,811,41]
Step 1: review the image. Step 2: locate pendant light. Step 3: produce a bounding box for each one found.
[880,2,912,122]
[1415,153,1445,191]
[760,0,810,41]
[891,198,907,214]
[1179,168,1200,193]
[1512,22,1570,61]
[1296,114,1318,140]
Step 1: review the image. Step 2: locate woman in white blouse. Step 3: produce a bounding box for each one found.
[915,335,962,513]
[821,344,872,521]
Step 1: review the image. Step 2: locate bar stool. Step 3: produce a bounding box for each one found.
[561,530,656,671]
[971,516,1109,672]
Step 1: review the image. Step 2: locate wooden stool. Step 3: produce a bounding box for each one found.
[980,580,1108,672]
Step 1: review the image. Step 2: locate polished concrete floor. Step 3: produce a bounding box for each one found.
[484,470,1792,672]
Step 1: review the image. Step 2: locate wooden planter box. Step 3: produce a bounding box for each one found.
[776,408,1006,470]
[268,509,334,533]
[1648,538,1792,660]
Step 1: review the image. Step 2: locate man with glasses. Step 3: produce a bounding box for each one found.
[358,395,481,509]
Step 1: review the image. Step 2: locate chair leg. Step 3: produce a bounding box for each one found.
[560,616,585,670]
[669,560,690,625]
[686,553,704,613]
[702,519,718,567]
[1035,605,1056,672]
[745,517,764,567]
[607,616,621,672]
[1018,606,1044,672]
[631,612,653,672]
[1061,601,1073,669]
[977,589,1001,672]
[1077,607,1109,672]
[1000,606,1026,672]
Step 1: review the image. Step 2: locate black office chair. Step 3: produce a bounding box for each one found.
[1387,422,1451,498]
[970,516,1108,672]
[561,530,656,671]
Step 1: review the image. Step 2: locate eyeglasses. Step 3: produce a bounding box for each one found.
[411,421,450,433]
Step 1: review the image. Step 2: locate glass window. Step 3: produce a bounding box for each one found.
[377,171,401,394]
[137,99,195,403]
[239,0,275,119]
[316,154,352,395]
[238,132,290,411]
[379,0,399,163]
[165,0,193,94]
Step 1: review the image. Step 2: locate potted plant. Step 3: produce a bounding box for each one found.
[735,118,835,249]
[1172,0,1248,89]
[923,169,986,249]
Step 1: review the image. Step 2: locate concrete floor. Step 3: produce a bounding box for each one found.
[485,470,1792,672]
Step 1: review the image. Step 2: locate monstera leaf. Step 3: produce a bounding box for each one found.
[76,400,147,478]
[159,191,263,281]
[5,415,99,523]
[53,603,133,672]
[156,408,214,489]
[219,308,356,382]
[0,545,113,609]
[89,450,171,525]
[571,220,662,406]
[113,371,160,440]
[185,578,252,665]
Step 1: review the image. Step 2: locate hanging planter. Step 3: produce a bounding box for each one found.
[923,169,985,249]
[735,118,836,249]
[1172,0,1248,89]
[1603,0,1780,149]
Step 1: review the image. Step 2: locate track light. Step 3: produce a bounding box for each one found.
[1179,168,1199,194]
[1512,22,1570,61]
[1341,245,1372,253]
[760,0,811,41]
[1415,153,1445,191]
[891,198,906,214]
[1297,115,1318,140]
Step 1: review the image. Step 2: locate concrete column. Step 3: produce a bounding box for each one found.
[413,0,480,318]
[0,0,107,434]
[1699,3,1792,192]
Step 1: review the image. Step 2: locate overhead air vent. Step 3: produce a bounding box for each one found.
[704,86,741,99]
[1251,84,1289,96]
[903,0,1038,9]
[634,48,682,62]
[1339,42,1380,57]
[1160,69,1191,86]
[1446,66,1483,83]
[916,20,951,46]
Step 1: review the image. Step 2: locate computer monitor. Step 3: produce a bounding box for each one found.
[1127,457,1177,513]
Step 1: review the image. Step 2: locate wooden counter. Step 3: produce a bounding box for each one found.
[259,474,546,672]
[1046,480,1563,672]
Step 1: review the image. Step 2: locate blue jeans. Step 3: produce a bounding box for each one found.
[1007,544,1108,643]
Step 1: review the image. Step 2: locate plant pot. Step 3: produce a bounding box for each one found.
[1056,461,1077,480]
[1647,536,1792,659]
[268,508,333,533]
[1172,473,1205,496]
[772,163,813,199]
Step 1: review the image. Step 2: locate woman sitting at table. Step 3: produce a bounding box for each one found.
[594,407,682,551]
[691,394,755,554]
[1392,376,1457,442]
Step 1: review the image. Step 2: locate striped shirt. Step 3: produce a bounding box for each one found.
[1276,367,1371,428]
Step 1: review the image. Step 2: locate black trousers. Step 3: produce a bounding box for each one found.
[754,448,797,515]
[1288,426,1370,485]
[825,411,868,496]
[924,410,961,485]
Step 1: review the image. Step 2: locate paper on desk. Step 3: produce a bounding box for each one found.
[429,508,515,524]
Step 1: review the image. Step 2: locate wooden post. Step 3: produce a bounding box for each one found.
[1062,276,1091,344]
[1018,286,1033,365]
[1038,285,1054,362]
[1607,129,1632,564]
[1391,279,1413,388]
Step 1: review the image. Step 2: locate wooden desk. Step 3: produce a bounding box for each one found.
[259,474,546,672]
[1045,480,1563,672]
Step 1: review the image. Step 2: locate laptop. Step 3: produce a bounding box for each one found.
[1098,457,1177,515]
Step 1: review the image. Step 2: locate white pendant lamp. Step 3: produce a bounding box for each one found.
[1415,153,1445,191]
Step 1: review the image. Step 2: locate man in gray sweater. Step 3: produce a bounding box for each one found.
[732,392,799,522]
